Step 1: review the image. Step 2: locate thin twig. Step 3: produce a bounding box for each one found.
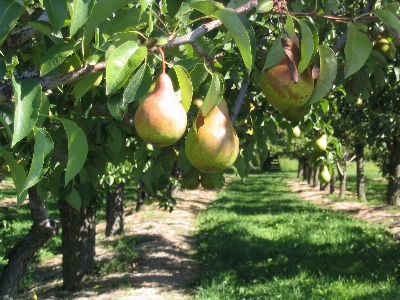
[230,79,250,124]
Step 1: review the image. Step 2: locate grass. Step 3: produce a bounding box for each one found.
[193,170,400,299]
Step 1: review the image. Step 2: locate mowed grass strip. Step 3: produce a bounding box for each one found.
[194,171,400,299]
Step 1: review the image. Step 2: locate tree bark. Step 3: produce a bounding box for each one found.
[386,138,400,205]
[298,157,306,178]
[337,152,349,199]
[59,200,96,291]
[105,182,124,237]
[355,141,367,200]
[330,168,335,194]
[313,166,320,188]
[0,187,60,300]
[135,181,146,212]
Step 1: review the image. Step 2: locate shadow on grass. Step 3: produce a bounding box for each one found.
[194,172,400,299]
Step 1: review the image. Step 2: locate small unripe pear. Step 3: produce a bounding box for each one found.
[293,126,301,138]
[319,165,331,183]
[200,173,216,189]
[182,167,200,190]
[314,134,327,152]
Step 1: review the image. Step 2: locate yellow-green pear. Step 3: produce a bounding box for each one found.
[293,126,301,138]
[314,134,327,152]
[182,167,200,190]
[200,173,216,189]
[134,73,187,147]
[260,57,314,110]
[185,99,239,173]
[319,165,331,183]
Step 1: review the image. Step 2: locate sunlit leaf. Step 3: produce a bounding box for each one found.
[123,63,152,105]
[70,0,95,36]
[106,41,147,95]
[298,20,318,74]
[201,73,224,117]
[0,0,25,45]
[190,1,224,15]
[43,0,68,33]
[172,65,193,112]
[306,45,337,105]
[66,188,82,211]
[12,78,42,147]
[40,42,75,76]
[344,23,372,78]
[60,118,88,186]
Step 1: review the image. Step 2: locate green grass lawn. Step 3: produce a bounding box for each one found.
[193,170,400,299]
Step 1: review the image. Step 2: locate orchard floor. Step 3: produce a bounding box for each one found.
[15,175,400,299]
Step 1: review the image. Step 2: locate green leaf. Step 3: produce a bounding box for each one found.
[166,0,182,17]
[12,78,42,147]
[298,20,318,74]
[40,42,74,76]
[106,42,147,95]
[74,73,103,99]
[43,0,68,33]
[123,63,152,105]
[107,123,123,156]
[201,73,223,117]
[84,0,136,40]
[60,118,88,186]
[141,0,153,16]
[66,188,82,211]
[234,154,246,178]
[0,105,14,138]
[263,34,285,71]
[284,15,296,38]
[0,149,28,208]
[190,1,224,15]
[214,8,256,74]
[0,0,25,46]
[70,0,95,36]
[256,0,273,13]
[306,45,337,105]
[172,65,193,112]
[373,10,400,37]
[344,23,373,78]
[21,128,54,195]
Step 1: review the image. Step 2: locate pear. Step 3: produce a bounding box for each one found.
[319,165,331,183]
[185,99,239,173]
[292,126,301,138]
[182,167,200,190]
[200,173,216,189]
[314,134,327,152]
[134,73,187,147]
[260,57,314,110]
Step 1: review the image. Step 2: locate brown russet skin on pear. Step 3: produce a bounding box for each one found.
[185,98,239,173]
[134,73,187,147]
[260,57,314,111]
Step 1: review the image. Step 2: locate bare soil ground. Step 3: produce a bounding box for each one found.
[6,176,400,299]
[19,188,217,300]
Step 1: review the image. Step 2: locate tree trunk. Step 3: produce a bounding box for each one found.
[135,181,146,212]
[298,157,306,178]
[386,138,400,205]
[105,182,124,237]
[330,168,335,194]
[303,160,309,181]
[0,187,60,299]
[313,166,320,188]
[308,168,314,185]
[59,200,96,291]
[355,141,367,200]
[337,153,349,199]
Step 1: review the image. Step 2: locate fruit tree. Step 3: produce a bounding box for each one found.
[0,0,399,297]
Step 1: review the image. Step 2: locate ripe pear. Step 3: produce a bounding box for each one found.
[260,57,314,110]
[134,73,187,147]
[185,98,239,173]
[373,36,391,57]
[281,105,311,122]
[319,165,331,183]
[314,134,327,152]
[182,167,200,190]
[200,173,216,189]
[292,126,301,138]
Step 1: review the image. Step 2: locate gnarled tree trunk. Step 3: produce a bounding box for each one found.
[355,141,366,200]
[386,138,400,205]
[105,182,124,237]
[0,187,60,300]
[59,200,96,291]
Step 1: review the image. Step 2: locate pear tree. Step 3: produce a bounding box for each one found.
[0,0,399,297]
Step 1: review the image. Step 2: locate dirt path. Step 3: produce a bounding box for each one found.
[287,178,400,241]
[21,188,217,300]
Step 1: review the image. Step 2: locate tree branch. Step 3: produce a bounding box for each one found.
[230,79,250,124]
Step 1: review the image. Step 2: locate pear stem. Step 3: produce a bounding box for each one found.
[158,46,166,74]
